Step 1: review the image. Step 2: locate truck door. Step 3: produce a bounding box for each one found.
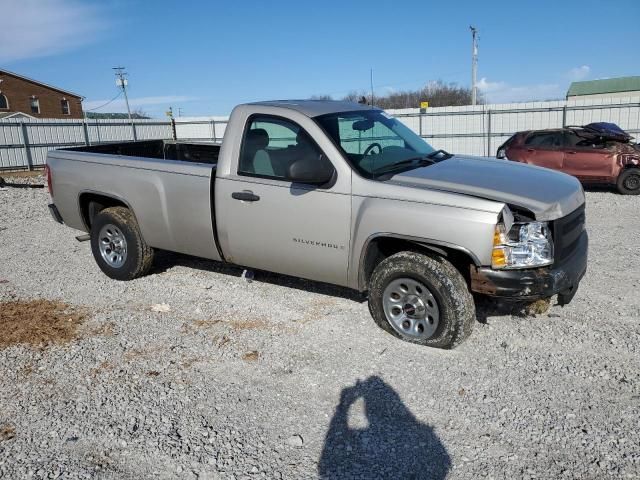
[562,131,616,182]
[519,131,564,170]
[215,115,351,286]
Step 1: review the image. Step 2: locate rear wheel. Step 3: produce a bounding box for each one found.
[616,168,640,195]
[90,206,154,280]
[368,251,475,349]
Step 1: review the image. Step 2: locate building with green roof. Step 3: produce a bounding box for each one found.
[567,76,640,100]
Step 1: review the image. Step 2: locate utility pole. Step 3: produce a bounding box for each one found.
[470,26,478,105]
[113,66,137,140]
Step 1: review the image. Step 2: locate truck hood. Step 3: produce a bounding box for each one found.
[387,155,585,221]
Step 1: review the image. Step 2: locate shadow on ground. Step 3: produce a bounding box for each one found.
[152,250,366,302]
[152,252,548,322]
[318,376,451,479]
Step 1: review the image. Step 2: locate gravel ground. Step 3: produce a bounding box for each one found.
[0,175,638,479]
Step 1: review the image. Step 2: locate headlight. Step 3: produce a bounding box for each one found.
[492,221,553,269]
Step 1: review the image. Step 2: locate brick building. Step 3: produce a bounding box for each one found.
[0,69,84,119]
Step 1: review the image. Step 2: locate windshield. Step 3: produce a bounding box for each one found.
[315,110,436,178]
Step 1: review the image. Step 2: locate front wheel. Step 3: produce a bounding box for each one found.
[616,168,640,195]
[368,251,475,349]
[90,206,154,281]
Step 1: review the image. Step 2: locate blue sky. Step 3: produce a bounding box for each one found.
[2,0,639,117]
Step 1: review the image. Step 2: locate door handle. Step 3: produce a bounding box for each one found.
[232,190,260,202]
[566,151,576,154]
[526,148,534,152]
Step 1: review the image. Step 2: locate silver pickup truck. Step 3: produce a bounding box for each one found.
[46,100,588,349]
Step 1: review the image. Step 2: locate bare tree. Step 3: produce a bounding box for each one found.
[372,81,483,109]
[131,108,150,119]
[309,94,334,100]
[312,82,483,109]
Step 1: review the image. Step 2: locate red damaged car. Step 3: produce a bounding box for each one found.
[497,123,640,194]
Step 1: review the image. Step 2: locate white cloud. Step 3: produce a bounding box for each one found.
[0,0,107,63]
[567,65,591,81]
[84,95,197,113]
[477,77,564,103]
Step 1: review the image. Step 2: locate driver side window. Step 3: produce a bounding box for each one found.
[239,116,327,180]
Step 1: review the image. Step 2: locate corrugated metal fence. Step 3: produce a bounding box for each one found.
[389,96,640,156]
[2,97,639,170]
[0,117,229,170]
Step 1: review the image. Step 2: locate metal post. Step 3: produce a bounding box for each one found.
[470,26,478,106]
[486,110,492,156]
[82,119,90,146]
[562,105,567,127]
[171,118,177,141]
[211,119,217,142]
[419,113,423,137]
[95,119,102,143]
[20,122,33,171]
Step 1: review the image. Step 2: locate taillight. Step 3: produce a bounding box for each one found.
[45,164,53,196]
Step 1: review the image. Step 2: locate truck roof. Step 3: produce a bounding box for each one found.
[245,99,376,117]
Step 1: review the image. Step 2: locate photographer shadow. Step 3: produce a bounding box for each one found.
[319,376,451,480]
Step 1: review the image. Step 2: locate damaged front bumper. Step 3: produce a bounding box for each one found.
[470,230,588,305]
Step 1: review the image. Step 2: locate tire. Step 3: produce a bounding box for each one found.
[616,168,640,195]
[90,206,154,281]
[368,251,475,349]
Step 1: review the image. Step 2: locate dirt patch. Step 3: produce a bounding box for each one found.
[0,424,16,442]
[90,321,116,337]
[230,317,271,331]
[0,300,86,349]
[242,350,260,362]
[0,170,42,179]
[193,319,223,329]
[90,361,114,377]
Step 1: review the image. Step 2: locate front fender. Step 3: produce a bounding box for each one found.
[348,195,499,290]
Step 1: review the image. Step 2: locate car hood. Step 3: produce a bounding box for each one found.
[386,155,585,221]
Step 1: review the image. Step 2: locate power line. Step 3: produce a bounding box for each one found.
[85,91,123,112]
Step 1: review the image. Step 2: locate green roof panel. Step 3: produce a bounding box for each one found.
[567,76,640,97]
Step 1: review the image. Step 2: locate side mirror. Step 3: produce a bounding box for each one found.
[287,154,334,185]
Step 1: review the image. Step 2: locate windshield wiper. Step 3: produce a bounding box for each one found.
[371,155,434,176]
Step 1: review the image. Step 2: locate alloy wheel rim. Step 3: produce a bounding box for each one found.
[382,277,440,340]
[98,224,127,268]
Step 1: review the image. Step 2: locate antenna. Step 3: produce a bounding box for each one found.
[370,68,374,108]
[470,26,478,105]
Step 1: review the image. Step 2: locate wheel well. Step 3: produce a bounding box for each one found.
[79,193,128,230]
[360,236,476,291]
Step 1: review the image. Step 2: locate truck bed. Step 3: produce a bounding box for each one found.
[48,139,222,263]
[65,140,220,165]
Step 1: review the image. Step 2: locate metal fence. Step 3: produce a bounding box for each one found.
[0,117,228,170]
[389,96,640,156]
[2,96,639,170]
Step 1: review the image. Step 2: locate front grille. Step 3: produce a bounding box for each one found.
[552,204,586,265]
